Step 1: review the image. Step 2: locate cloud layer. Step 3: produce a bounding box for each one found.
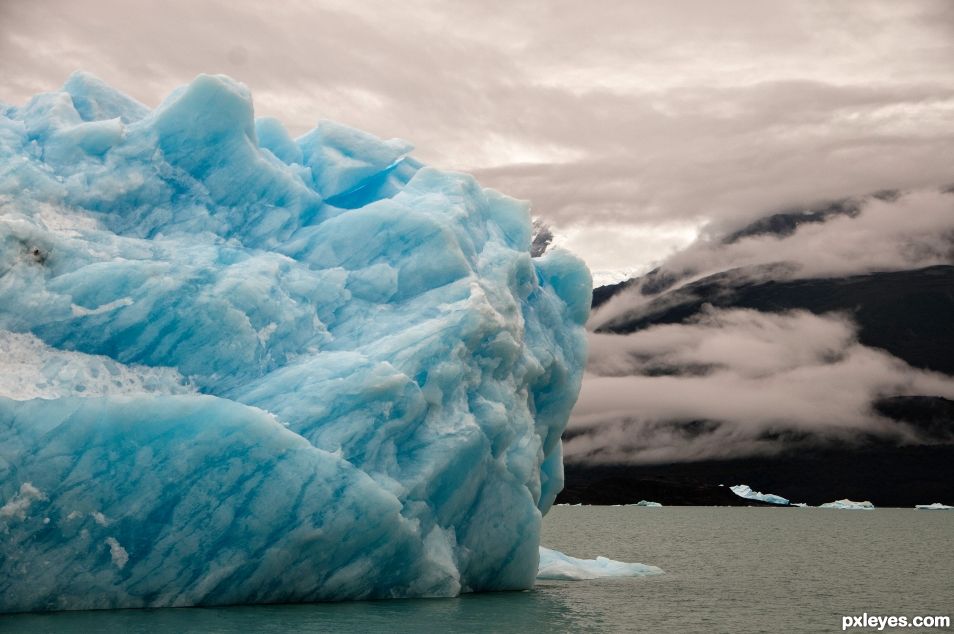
[568,308,954,464]
[591,188,954,328]
[3,1,953,281]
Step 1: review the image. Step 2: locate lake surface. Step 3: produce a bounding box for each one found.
[2,507,951,633]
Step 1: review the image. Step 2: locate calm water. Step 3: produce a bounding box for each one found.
[2,507,951,633]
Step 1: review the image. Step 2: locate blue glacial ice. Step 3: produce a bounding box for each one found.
[730,484,790,505]
[0,73,591,612]
[536,547,663,581]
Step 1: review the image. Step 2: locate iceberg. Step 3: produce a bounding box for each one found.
[536,547,663,581]
[634,500,662,507]
[915,503,954,510]
[0,73,591,612]
[819,499,875,510]
[729,484,790,505]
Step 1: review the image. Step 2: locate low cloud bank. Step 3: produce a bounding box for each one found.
[567,308,954,464]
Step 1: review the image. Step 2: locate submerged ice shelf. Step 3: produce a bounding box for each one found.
[0,73,591,612]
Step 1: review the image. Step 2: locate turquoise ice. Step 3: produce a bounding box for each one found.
[0,73,591,612]
[729,484,790,506]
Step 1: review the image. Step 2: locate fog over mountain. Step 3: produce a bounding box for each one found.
[592,188,954,329]
[571,308,954,463]
[570,187,954,465]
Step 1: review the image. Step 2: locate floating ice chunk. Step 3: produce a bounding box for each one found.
[915,503,954,510]
[536,547,663,581]
[730,484,790,505]
[0,73,590,612]
[819,499,875,510]
[634,500,662,507]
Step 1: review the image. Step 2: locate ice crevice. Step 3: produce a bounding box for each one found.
[0,72,591,612]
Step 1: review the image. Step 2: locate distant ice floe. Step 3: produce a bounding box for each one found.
[915,503,954,510]
[537,547,663,581]
[730,484,790,505]
[634,500,662,507]
[819,499,875,510]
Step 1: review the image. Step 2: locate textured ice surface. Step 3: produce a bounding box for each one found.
[0,73,591,612]
[536,547,663,581]
[820,499,875,510]
[634,500,662,507]
[915,503,953,510]
[730,484,790,506]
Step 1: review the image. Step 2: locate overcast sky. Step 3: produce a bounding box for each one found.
[2,0,953,283]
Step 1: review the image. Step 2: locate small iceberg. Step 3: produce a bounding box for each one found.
[537,547,663,581]
[730,484,790,505]
[915,503,954,510]
[820,499,875,510]
[634,500,662,507]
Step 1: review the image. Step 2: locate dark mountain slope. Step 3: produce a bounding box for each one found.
[566,265,954,506]
[597,265,954,375]
[557,443,954,508]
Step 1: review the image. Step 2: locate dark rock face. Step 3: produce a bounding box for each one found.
[591,278,633,308]
[722,197,866,244]
[530,219,554,257]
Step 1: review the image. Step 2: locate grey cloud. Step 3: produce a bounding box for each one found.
[567,308,954,464]
[2,0,953,278]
